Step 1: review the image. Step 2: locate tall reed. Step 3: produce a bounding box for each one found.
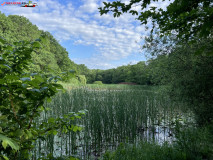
[32,84,194,159]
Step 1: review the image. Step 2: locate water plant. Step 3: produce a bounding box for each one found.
[34,84,194,159]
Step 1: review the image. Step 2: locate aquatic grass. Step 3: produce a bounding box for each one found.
[32,84,194,159]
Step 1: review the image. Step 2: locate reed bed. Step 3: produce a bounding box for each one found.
[32,84,194,159]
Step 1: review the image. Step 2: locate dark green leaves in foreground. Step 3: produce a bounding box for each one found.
[0,134,19,151]
[0,37,87,160]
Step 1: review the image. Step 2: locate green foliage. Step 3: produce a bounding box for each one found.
[39,155,79,160]
[86,62,150,85]
[166,41,213,125]
[0,12,89,75]
[0,134,19,151]
[60,70,76,82]
[174,123,213,160]
[0,37,86,159]
[102,122,213,160]
[102,125,213,160]
[141,31,213,125]
[69,77,81,85]
[102,142,188,160]
[93,81,103,85]
[99,0,213,44]
[76,75,87,85]
[62,74,87,85]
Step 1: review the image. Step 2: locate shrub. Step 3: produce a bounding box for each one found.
[174,122,213,160]
[77,75,87,85]
[102,142,187,160]
[69,77,81,85]
[93,81,103,85]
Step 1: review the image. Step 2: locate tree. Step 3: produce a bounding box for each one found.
[0,37,86,159]
[146,55,169,85]
[0,12,89,75]
[99,0,213,43]
[101,69,113,84]
[166,40,213,125]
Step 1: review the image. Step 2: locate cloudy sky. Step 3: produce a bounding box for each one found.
[0,0,171,69]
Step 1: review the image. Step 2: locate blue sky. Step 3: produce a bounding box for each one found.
[0,0,171,69]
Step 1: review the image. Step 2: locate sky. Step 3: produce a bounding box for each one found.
[0,0,171,69]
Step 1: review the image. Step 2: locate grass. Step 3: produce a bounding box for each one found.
[32,84,195,159]
[102,142,187,160]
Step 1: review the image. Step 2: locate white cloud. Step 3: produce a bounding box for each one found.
[1,0,172,69]
[79,0,99,13]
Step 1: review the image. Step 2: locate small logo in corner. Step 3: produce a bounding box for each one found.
[1,1,38,7]
[21,1,38,7]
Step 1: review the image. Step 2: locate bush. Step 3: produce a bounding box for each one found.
[69,77,81,85]
[77,75,87,85]
[174,123,213,160]
[93,81,103,85]
[102,142,187,160]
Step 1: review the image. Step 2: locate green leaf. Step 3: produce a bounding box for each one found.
[26,130,33,139]
[3,156,9,160]
[0,37,6,44]
[69,125,82,132]
[2,140,8,149]
[31,130,38,136]
[5,75,19,80]
[52,130,58,135]
[48,117,55,123]
[0,134,19,151]
[46,98,52,102]
[0,64,11,69]
[32,41,41,48]
[0,79,5,84]
[34,75,44,82]
[52,83,63,89]
[78,109,88,115]
[15,129,24,138]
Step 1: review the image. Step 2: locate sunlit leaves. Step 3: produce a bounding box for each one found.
[0,134,19,151]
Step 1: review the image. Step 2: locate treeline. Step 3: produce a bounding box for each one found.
[86,59,166,85]
[0,12,89,78]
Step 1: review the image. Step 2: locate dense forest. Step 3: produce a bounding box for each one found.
[0,0,213,159]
